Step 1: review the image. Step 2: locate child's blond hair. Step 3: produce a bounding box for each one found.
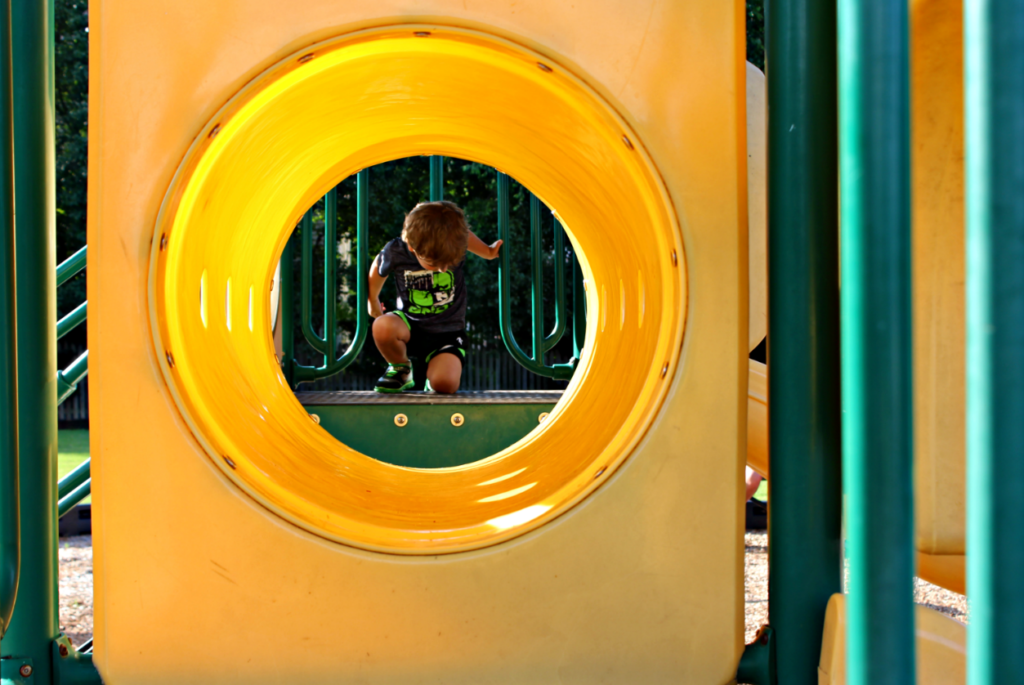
[402,201,469,269]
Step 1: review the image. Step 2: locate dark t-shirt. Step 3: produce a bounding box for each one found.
[377,238,466,333]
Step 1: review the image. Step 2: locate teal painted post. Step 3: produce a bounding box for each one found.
[542,218,566,353]
[572,253,584,359]
[964,0,1024,682]
[838,0,915,681]
[0,0,16,641]
[299,210,327,354]
[1,0,59,681]
[323,188,338,365]
[529,194,544,364]
[280,233,295,385]
[429,156,443,201]
[766,0,843,679]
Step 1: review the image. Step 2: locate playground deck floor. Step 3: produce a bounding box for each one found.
[57,533,968,649]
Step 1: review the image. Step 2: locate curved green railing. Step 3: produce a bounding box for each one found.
[496,172,574,380]
[292,170,370,383]
[285,159,581,386]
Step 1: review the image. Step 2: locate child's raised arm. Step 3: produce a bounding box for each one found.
[367,254,388,318]
[467,230,502,260]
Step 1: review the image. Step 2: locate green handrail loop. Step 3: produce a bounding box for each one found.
[542,216,566,354]
[56,300,86,340]
[293,170,370,383]
[496,172,573,381]
[530,194,544,363]
[299,209,327,355]
[55,244,86,287]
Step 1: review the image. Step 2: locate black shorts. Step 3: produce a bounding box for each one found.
[393,312,466,365]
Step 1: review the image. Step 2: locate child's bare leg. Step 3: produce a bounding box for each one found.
[372,314,411,364]
[426,354,462,394]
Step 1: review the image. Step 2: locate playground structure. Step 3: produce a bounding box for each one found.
[0,0,1022,684]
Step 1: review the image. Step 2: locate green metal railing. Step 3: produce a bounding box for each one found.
[496,173,573,380]
[965,0,1024,682]
[286,157,580,386]
[292,171,370,383]
[0,0,16,644]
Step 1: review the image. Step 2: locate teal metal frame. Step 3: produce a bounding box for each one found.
[964,0,1024,682]
[839,0,916,681]
[0,0,17,643]
[2,0,61,682]
[764,0,843,681]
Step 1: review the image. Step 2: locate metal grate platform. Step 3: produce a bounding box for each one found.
[295,390,565,406]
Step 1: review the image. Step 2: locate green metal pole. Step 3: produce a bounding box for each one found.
[429,156,443,201]
[964,0,1024,682]
[324,188,337,364]
[1,1,58,682]
[529,194,543,364]
[766,0,843,679]
[280,233,295,385]
[838,0,915,681]
[0,0,16,642]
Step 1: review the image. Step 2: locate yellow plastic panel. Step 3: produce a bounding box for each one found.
[89,1,748,683]
[818,594,965,684]
[746,63,767,352]
[917,552,966,595]
[152,28,684,554]
[747,359,769,478]
[911,0,966,562]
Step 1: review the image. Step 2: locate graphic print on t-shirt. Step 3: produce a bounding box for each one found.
[403,269,456,315]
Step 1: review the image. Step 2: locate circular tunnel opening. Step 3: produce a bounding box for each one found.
[151,25,685,554]
[277,156,580,469]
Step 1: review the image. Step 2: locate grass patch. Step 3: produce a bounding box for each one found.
[58,429,90,503]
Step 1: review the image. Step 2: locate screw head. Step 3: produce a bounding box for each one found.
[537,62,553,72]
[538,412,549,424]
[394,413,408,427]
[310,413,321,425]
[59,643,70,657]
[19,664,32,677]
[298,53,315,63]
[451,413,465,427]
[622,134,634,150]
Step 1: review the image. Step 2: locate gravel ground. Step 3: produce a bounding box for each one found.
[743,531,968,644]
[58,535,93,648]
[59,533,967,650]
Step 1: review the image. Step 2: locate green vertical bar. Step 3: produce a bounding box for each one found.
[324,188,337,364]
[766,0,843,679]
[429,156,443,201]
[572,252,584,359]
[542,217,566,353]
[1,0,58,681]
[0,0,16,641]
[529,194,543,363]
[839,0,915,681]
[280,232,295,385]
[964,0,1024,682]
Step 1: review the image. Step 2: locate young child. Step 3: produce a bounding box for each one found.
[368,201,501,394]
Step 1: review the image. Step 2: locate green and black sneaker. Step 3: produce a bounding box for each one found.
[374,363,413,393]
